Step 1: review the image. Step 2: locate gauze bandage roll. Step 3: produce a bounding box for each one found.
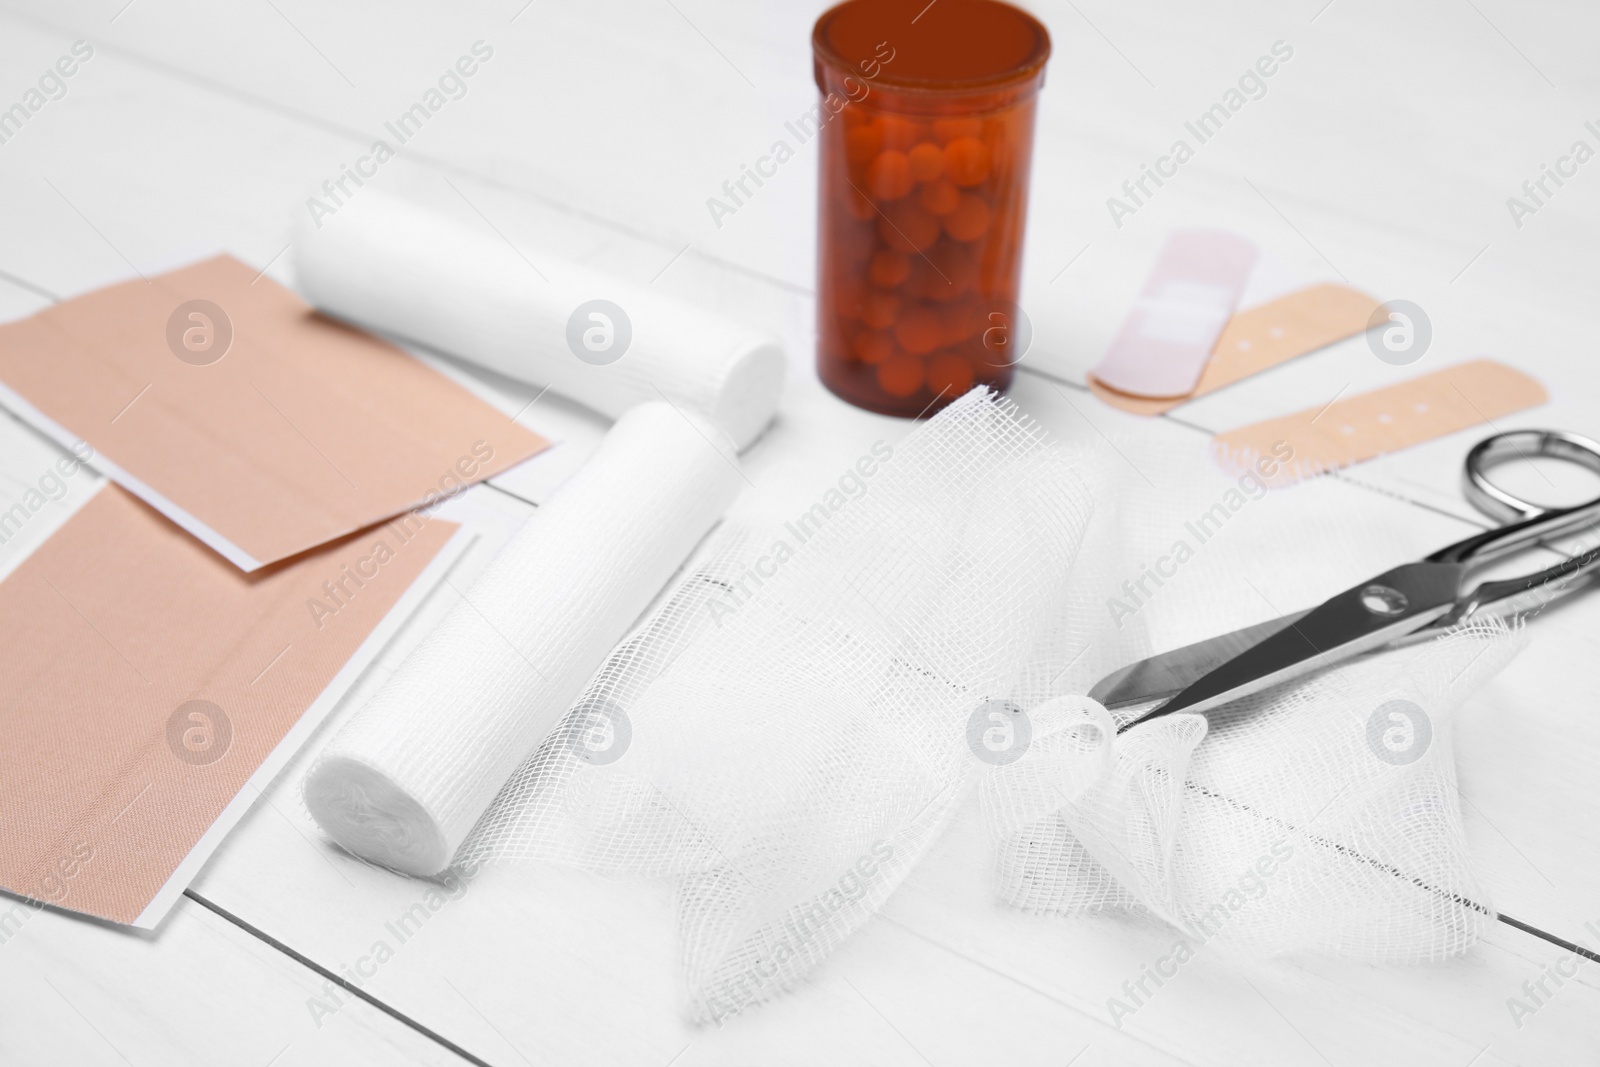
[302,402,742,875]
[292,191,785,450]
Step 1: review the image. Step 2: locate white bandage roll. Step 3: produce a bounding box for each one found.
[303,402,742,875]
[292,190,785,450]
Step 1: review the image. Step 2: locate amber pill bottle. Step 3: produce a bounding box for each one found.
[811,0,1050,417]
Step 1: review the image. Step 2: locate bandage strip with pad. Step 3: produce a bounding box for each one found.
[1090,230,1259,399]
[1091,283,1382,416]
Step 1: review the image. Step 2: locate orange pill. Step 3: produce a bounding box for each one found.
[846,124,883,163]
[876,354,924,397]
[926,352,975,396]
[877,202,941,253]
[907,142,944,182]
[945,194,991,242]
[918,179,961,216]
[862,289,899,329]
[866,150,914,200]
[868,248,911,287]
[933,117,983,144]
[943,137,991,186]
[872,114,919,151]
[852,329,897,365]
[893,304,944,355]
[940,298,984,344]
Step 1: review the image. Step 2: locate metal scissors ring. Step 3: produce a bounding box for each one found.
[1429,429,1600,619]
[1092,429,1600,727]
[1463,428,1600,523]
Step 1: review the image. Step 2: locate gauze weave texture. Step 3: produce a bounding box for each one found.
[984,621,1519,962]
[460,390,1112,1021]
[292,191,786,450]
[303,402,742,876]
[346,390,1523,1020]
[983,417,1527,964]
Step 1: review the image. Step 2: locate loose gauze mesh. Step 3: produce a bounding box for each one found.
[450,389,1524,1018]
[460,390,1099,1020]
[981,420,1528,963]
[322,389,1521,1019]
[292,191,786,450]
[984,621,1520,962]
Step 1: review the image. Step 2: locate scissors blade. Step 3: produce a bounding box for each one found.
[1088,609,1312,710]
[1123,561,1467,728]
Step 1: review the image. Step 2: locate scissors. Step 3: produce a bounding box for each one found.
[1091,429,1600,730]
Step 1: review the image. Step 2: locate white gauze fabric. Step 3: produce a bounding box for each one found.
[459,390,1107,1021]
[323,390,1523,1018]
[982,430,1528,963]
[985,621,1521,962]
[302,401,742,875]
[292,190,786,450]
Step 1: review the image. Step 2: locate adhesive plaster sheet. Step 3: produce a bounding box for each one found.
[1214,359,1548,485]
[0,483,470,927]
[0,255,548,571]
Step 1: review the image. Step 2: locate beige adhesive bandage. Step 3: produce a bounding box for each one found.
[0,255,548,571]
[0,485,464,927]
[1090,283,1381,416]
[1213,359,1548,486]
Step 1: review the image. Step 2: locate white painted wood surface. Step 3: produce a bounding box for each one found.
[0,1,1597,1064]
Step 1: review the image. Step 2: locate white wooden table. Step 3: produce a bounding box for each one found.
[1,1,1597,1063]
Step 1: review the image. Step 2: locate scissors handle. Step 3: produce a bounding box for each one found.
[1464,430,1600,522]
[1424,430,1600,623]
[1427,430,1600,566]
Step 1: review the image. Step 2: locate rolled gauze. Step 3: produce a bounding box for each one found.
[293,190,785,450]
[303,402,742,875]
